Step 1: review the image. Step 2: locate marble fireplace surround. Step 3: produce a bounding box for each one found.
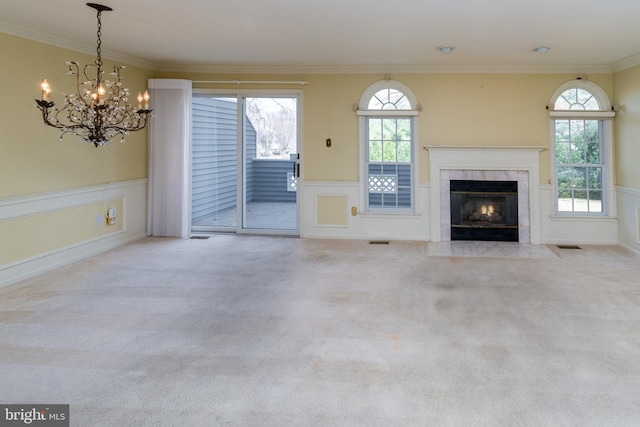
[425,146,545,244]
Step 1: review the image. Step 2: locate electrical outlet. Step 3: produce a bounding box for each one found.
[95,214,103,225]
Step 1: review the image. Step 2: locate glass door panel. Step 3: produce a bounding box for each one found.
[191,96,238,232]
[242,97,298,232]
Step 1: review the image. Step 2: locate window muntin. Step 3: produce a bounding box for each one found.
[366,117,412,209]
[554,119,603,213]
[554,88,600,111]
[368,88,411,110]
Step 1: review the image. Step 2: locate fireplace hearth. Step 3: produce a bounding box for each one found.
[450,180,519,242]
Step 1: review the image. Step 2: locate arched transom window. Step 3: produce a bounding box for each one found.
[554,88,600,110]
[368,88,412,110]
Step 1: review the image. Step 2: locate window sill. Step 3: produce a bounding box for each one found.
[549,215,618,221]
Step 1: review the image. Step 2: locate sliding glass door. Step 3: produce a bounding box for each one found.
[191,93,299,235]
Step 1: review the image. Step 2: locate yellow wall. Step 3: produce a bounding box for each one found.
[613,64,640,190]
[0,33,153,268]
[0,198,124,265]
[0,32,152,199]
[163,70,613,185]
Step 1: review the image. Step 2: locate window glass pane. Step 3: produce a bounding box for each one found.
[576,89,593,105]
[397,140,411,162]
[558,189,573,211]
[557,166,572,189]
[369,193,382,207]
[555,120,570,141]
[556,142,570,164]
[382,119,396,141]
[585,120,599,142]
[571,142,586,164]
[589,190,603,212]
[397,118,411,139]
[369,140,382,161]
[397,165,411,186]
[583,96,600,110]
[573,190,589,212]
[383,141,397,162]
[561,89,577,105]
[572,167,587,188]
[382,164,398,176]
[388,90,404,105]
[397,187,411,207]
[368,118,382,140]
[587,167,602,189]
[586,143,600,164]
[570,121,585,142]
[368,94,384,110]
[555,97,571,110]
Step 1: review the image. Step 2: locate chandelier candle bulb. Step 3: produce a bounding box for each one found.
[143,90,150,110]
[41,80,50,100]
[137,93,143,109]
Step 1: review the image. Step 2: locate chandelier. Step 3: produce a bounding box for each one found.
[35,3,151,147]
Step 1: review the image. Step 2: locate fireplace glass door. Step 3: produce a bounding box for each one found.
[450,180,519,242]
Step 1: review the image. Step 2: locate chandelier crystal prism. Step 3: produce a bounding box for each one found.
[35,3,151,147]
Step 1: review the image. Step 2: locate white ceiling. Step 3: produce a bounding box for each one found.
[2,0,640,73]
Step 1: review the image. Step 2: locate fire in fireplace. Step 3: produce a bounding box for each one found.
[450,180,519,242]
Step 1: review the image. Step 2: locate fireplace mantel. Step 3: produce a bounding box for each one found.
[426,145,545,244]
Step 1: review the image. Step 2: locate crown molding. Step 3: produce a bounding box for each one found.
[155,62,614,75]
[0,21,157,70]
[612,51,640,72]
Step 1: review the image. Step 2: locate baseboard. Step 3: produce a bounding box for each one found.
[0,232,147,289]
[618,241,640,257]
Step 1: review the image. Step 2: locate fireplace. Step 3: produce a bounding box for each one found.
[425,145,545,244]
[450,180,519,241]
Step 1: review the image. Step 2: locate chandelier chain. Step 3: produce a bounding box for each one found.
[95,9,103,69]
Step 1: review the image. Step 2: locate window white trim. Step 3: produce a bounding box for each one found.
[549,80,615,217]
[549,111,615,119]
[358,80,419,214]
[357,110,419,116]
[359,80,418,111]
[549,80,612,111]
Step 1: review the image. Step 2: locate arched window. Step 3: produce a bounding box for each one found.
[358,80,419,212]
[548,80,615,215]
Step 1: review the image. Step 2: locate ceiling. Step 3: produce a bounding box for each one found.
[2,0,640,73]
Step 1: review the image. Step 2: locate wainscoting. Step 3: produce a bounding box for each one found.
[300,180,627,249]
[0,179,147,288]
[617,185,640,256]
[300,182,430,241]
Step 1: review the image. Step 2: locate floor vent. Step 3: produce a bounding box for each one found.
[190,236,210,240]
[369,241,390,245]
[557,245,581,249]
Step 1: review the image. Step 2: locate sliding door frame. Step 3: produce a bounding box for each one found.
[192,88,303,236]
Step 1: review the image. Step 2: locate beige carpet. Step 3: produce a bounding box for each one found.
[1,236,639,426]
